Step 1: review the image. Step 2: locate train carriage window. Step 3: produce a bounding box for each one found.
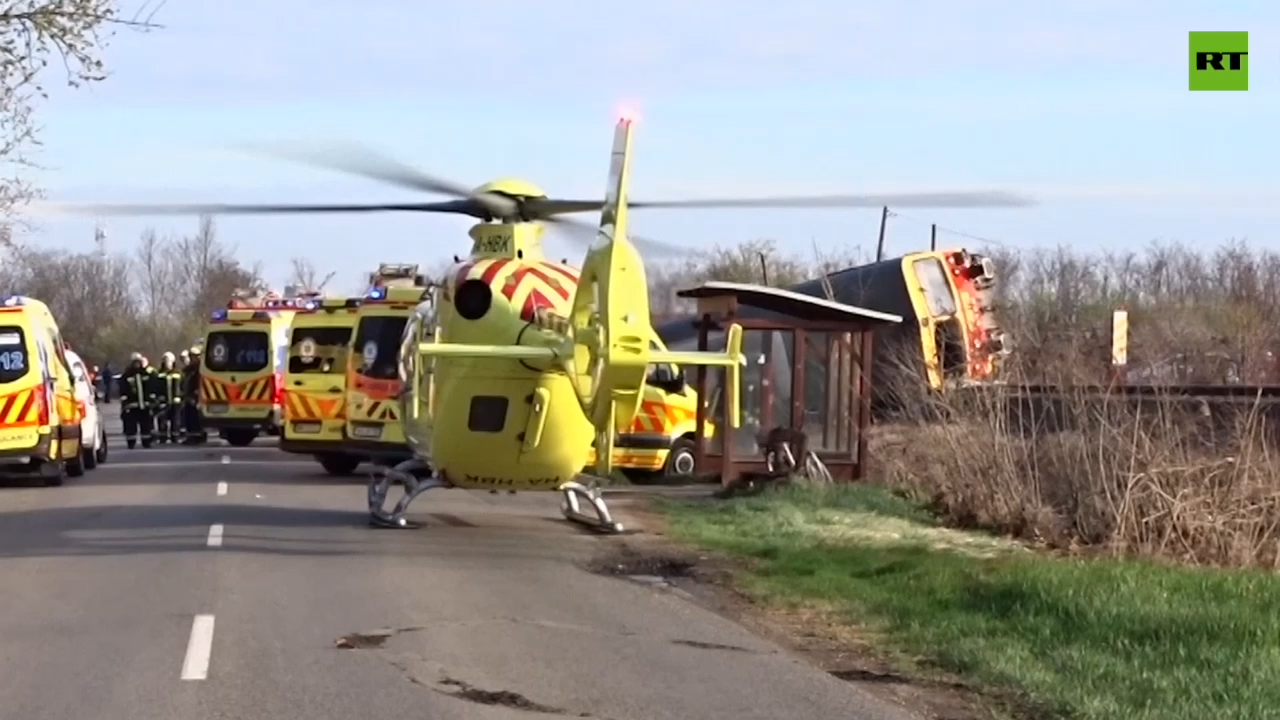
[912,258,958,317]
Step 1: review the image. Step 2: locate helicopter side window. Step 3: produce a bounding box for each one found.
[468,395,508,433]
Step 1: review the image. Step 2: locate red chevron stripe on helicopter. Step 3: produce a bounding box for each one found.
[501,264,571,302]
[500,264,574,321]
[452,258,512,289]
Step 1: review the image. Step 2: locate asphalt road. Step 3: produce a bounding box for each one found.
[0,414,916,720]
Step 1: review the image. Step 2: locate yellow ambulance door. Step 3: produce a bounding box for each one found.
[285,318,354,440]
[0,315,43,454]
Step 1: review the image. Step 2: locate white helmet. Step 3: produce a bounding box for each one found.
[162,351,176,364]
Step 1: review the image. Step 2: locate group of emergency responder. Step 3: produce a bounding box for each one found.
[116,346,208,449]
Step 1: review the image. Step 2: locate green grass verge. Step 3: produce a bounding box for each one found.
[658,485,1280,720]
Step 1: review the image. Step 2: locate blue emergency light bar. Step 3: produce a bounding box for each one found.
[367,288,387,300]
[210,309,228,321]
[1,295,25,307]
[302,300,319,311]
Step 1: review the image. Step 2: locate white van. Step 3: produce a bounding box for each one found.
[64,349,108,469]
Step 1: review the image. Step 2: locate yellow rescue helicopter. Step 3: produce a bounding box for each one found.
[57,113,1032,532]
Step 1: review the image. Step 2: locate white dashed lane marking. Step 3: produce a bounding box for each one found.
[216,481,228,496]
[93,460,317,469]
[181,614,216,681]
[206,524,224,548]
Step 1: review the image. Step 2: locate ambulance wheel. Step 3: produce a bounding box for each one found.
[66,452,86,478]
[96,429,108,464]
[82,445,98,470]
[42,461,65,486]
[663,437,698,477]
[319,454,361,476]
[224,428,257,447]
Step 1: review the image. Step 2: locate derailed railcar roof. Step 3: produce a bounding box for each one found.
[654,256,915,347]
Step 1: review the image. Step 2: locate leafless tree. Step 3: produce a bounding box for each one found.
[0,1,163,238]
[288,256,335,295]
[169,215,264,324]
[0,244,134,360]
[647,238,866,317]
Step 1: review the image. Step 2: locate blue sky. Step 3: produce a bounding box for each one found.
[22,0,1280,291]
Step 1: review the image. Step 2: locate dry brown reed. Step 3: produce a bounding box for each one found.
[869,241,1280,568]
[648,239,1280,568]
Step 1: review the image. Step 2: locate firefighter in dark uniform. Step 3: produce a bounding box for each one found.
[181,346,208,445]
[118,353,156,449]
[151,351,183,444]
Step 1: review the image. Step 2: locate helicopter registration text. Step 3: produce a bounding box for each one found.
[473,235,512,254]
[465,474,562,487]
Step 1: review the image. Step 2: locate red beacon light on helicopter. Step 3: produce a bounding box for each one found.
[615,102,641,125]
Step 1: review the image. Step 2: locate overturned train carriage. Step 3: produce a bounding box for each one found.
[654,248,1008,415]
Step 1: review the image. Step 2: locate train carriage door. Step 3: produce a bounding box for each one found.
[911,257,967,384]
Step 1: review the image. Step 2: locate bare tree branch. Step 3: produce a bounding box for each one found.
[0,1,163,239]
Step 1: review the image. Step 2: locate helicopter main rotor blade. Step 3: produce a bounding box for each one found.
[231,142,519,218]
[522,199,607,218]
[546,215,686,258]
[46,200,488,218]
[626,191,1035,210]
[513,190,1034,221]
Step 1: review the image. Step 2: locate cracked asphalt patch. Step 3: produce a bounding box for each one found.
[438,677,576,715]
[336,625,609,718]
[671,639,754,653]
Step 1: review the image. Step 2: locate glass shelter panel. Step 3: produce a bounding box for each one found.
[732,329,794,456]
[800,331,858,456]
[832,332,855,453]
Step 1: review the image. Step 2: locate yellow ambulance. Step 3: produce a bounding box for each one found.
[585,332,711,477]
[280,295,366,474]
[0,295,86,484]
[344,264,430,464]
[199,294,298,446]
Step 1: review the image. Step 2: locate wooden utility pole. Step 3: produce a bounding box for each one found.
[874,205,889,261]
[930,223,937,251]
[855,206,889,479]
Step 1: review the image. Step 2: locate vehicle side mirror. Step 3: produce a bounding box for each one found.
[651,365,686,391]
[651,365,676,385]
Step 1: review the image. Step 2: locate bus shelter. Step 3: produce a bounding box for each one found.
[673,281,902,485]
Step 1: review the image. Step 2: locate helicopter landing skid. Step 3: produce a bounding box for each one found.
[367,457,446,529]
[558,481,624,534]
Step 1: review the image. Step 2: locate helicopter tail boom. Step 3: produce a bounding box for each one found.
[647,324,746,430]
[415,343,557,361]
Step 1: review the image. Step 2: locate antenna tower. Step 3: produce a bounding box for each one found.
[94,221,107,257]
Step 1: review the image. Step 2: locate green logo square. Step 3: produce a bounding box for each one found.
[1189,31,1249,91]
